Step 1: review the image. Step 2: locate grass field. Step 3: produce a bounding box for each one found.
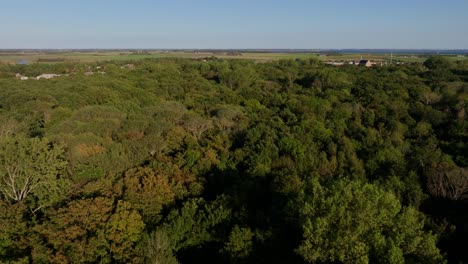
[0,51,466,64]
[0,51,320,63]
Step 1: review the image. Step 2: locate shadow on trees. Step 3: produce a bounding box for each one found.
[423,198,468,263]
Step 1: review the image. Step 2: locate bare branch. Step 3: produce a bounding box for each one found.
[427,164,468,200]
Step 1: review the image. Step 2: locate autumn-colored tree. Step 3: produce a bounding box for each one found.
[123,163,201,225]
[35,197,144,263]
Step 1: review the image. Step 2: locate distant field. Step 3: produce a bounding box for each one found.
[0,51,320,63]
[0,51,466,64]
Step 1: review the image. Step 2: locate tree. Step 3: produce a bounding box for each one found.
[423,56,453,84]
[427,163,468,200]
[424,56,452,70]
[150,196,231,259]
[223,226,254,261]
[181,112,213,140]
[276,59,300,89]
[296,178,444,264]
[219,62,258,90]
[141,230,178,264]
[0,201,29,262]
[0,116,20,138]
[36,197,145,263]
[105,200,146,263]
[213,105,246,131]
[123,165,200,225]
[0,136,68,213]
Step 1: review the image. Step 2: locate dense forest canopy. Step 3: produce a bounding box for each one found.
[0,56,467,263]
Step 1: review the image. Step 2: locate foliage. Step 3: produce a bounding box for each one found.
[0,57,466,263]
[223,226,254,260]
[0,136,68,212]
[296,178,444,264]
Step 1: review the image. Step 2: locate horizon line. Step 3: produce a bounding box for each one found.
[1,48,467,52]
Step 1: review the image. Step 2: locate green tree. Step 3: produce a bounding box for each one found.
[223,226,254,261]
[296,178,444,264]
[105,200,146,263]
[141,230,178,264]
[219,62,258,90]
[0,136,68,213]
[0,201,29,262]
[424,56,452,70]
[148,196,231,261]
[423,56,454,85]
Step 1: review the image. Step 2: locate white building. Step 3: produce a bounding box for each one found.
[37,74,61,80]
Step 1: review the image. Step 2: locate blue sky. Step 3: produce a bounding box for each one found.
[1,0,467,49]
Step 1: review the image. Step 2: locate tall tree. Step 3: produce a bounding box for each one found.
[296,178,444,264]
[0,136,68,213]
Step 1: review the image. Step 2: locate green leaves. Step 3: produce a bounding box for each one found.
[223,226,254,260]
[424,56,452,71]
[141,230,178,264]
[296,179,444,264]
[140,196,231,263]
[106,200,145,263]
[0,136,68,212]
[0,201,28,261]
[0,57,464,262]
[158,196,231,252]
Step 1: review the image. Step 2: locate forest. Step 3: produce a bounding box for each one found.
[0,56,467,264]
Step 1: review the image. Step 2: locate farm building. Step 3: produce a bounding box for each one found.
[37,74,61,80]
[325,61,345,66]
[121,64,136,69]
[15,73,29,80]
[359,60,372,67]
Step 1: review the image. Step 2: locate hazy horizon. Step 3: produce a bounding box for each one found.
[1,0,467,49]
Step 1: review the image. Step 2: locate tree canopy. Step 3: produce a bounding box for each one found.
[0,57,466,263]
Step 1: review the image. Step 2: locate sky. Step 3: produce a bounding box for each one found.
[1,0,467,49]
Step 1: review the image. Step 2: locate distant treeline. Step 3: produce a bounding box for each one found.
[37,58,66,62]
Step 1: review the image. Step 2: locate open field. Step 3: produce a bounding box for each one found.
[0,50,466,64]
[0,51,321,63]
